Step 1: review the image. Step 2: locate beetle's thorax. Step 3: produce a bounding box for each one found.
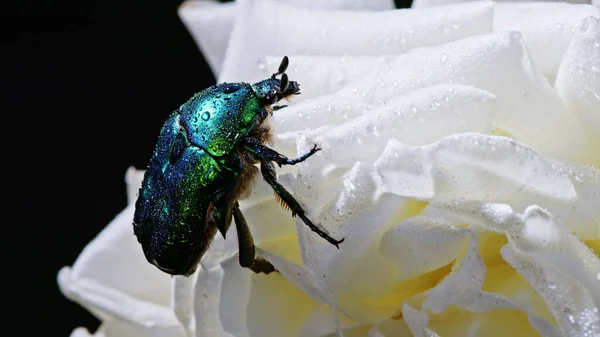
[178,82,268,157]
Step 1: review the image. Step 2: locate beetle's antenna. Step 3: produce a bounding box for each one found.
[271,56,289,79]
[280,73,289,92]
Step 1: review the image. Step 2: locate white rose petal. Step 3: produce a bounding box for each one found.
[428,202,600,334]
[502,246,600,337]
[411,0,594,9]
[220,0,494,82]
[278,0,394,11]
[265,55,383,100]
[380,216,469,281]
[373,133,600,239]
[555,16,600,146]
[178,0,394,78]
[422,231,485,314]
[178,1,236,76]
[274,84,495,157]
[125,166,145,205]
[494,2,600,80]
[172,274,197,337]
[58,204,173,322]
[92,320,184,337]
[278,31,593,164]
[402,303,440,337]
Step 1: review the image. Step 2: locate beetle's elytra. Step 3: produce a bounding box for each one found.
[133,56,344,276]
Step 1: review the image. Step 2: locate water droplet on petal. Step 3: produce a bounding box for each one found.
[440,53,448,64]
[201,111,210,121]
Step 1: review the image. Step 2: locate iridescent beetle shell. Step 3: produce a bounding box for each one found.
[133,57,343,276]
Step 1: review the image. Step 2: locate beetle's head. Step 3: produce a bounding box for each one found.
[252,56,300,106]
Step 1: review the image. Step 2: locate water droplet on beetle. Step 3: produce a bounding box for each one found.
[201,111,210,121]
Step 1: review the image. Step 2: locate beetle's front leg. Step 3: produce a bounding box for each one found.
[232,202,276,274]
[259,161,345,248]
[242,138,320,167]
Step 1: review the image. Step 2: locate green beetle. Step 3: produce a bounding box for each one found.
[133,57,344,276]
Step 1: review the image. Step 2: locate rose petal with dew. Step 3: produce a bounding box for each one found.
[213,249,350,337]
[60,167,172,307]
[560,162,600,238]
[411,0,595,10]
[58,204,173,322]
[274,84,495,158]
[193,261,235,337]
[220,0,493,82]
[493,2,600,80]
[288,31,591,164]
[418,226,561,336]
[58,265,181,329]
[178,0,394,78]
[172,274,197,337]
[555,16,600,145]
[502,246,600,337]
[291,192,440,323]
[279,0,395,11]
[264,55,385,101]
[178,1,236,77]
[373,133,600,239]
[278,32,589,163]
[380,216,470,281]
[402,303,440,337]
[431,202,600,304]
[77,320,185,337]
[428,202,600,335]
[422,231,484,313]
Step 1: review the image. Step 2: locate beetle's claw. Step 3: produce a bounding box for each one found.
[334,238,345,249]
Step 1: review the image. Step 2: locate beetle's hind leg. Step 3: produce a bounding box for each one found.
[259,161,345,248]
[243,139,320,167]
[233,202,276,274]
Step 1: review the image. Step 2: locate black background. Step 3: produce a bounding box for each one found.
[6,0,411,335]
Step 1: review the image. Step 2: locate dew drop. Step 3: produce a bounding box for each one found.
[201,111,210,121]
[579,19,590,34]
[366,123,376,133]
[440,53,448,64]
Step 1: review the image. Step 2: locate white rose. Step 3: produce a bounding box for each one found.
[60,0,600,336]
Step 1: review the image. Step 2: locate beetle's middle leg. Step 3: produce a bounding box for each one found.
[232,202,276,274]
[258,161,345,248]
[242,138,320,167]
